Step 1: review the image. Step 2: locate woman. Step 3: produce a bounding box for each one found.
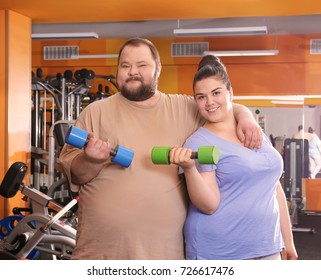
[169,55,297,260]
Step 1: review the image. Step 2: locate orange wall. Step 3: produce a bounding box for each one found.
[32,39,121,94]
[0,10,32,219]
[174,35,321,96]
[304,179,321,211]
[32,34,321,98]
[0,10,6,218]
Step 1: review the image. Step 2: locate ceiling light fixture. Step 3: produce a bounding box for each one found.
[70,54,118,59]
[234,96,304,101]
[203,50,279,57]
[271,100,304,105]
[32,32,99,40]
[233,95,304,105]
[173,26,268,37]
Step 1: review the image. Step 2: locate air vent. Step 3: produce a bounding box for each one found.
[171,42,209,57]
[44,46,79,60]
[310,39,321,54]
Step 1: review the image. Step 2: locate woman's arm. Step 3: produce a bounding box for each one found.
[170,146,220,214]
[232,103,262,149]
[276,182,298,260]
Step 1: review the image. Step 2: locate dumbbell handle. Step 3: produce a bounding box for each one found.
[80,137,118,157]
[190,152,198,159]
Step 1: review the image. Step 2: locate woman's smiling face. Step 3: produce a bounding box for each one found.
[194,76,233,123]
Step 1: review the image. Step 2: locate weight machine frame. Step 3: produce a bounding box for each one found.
[0,162,77,259]
[283,138,316,234]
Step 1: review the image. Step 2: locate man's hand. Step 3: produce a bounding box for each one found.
[232,103,262,149]
[70,132,111,185]
[83,132,112,163]
[236,116,262,149]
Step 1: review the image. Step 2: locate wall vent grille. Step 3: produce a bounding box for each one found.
[310,39,321,54]
[171,42,209,57]
[44,46,79,60]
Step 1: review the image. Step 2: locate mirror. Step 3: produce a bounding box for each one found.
[235,95,321,212]
[234,96,305,153]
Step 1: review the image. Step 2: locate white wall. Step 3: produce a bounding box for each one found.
[304,105,321,136]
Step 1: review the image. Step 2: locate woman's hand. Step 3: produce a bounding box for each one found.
[169,146,195,169]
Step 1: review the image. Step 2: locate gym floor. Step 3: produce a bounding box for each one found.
[293,212,321,259]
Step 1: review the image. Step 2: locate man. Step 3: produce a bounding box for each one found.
[59,37,262,259]
[292,124,311,140]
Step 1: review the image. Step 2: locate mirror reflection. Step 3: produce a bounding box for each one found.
[235,96,321,216]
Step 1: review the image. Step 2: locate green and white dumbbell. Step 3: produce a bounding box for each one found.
[151,146,219,165]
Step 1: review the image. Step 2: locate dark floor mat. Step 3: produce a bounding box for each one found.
[293,212,321,260]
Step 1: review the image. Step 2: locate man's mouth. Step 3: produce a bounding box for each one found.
[126,77,142,83]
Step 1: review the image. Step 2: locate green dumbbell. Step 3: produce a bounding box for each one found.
[151,146,219,165]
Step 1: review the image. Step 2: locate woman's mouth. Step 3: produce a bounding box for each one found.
[207,107,219,112]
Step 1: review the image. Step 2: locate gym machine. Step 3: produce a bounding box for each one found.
[31,68,118,202]
[283,138,316,234]
[31,68,87,204]
[0,162,77,260]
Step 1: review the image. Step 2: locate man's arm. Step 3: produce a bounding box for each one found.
[232,103,262,149]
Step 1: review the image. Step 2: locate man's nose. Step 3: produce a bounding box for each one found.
[128,65,138,75]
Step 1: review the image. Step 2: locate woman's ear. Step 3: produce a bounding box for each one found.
[229,87,234,101]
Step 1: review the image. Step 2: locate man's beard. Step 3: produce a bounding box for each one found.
[120,76,158,102]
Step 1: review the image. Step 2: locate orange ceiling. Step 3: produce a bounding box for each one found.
[1,0,321,24]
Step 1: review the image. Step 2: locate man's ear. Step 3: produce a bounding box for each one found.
[157,63,162,78]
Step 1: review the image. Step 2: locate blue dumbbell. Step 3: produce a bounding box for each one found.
[65,126,134,168]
